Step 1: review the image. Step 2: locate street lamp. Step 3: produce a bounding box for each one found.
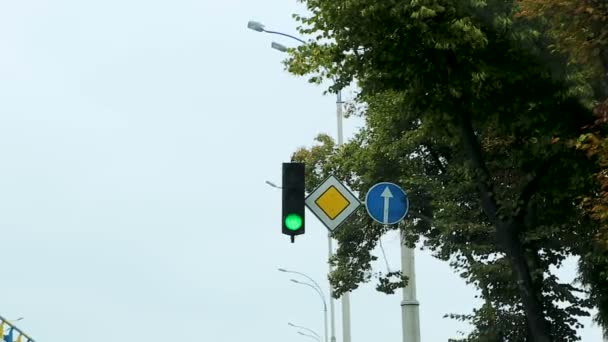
[251,19,347,342]
[290,279,328,312]
[271,42,288,52]
[247,20,306,44]
[279,268,328,342]
[247,20,265,32]
[279,268,324,293]
[288,322,321,340]
[265,180,282,189]
[298,331,322,342]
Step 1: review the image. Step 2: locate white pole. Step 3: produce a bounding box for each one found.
[328,234,337,342]
[254,25,343,342]
[336,89,344,146]
[401,230,420,342]
[336,89,352,342]
[324,305,329,342]
[342,292,352,342]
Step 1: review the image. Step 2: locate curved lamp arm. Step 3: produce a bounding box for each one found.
[288,323,321,339]
[291,279,328,311]
[247,20,306,44]
[298,331,321,342]
[279,268,325,295]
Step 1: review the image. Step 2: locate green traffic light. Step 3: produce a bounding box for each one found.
[284,213,303,231]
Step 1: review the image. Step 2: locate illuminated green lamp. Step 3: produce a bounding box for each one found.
[284,213,303,231]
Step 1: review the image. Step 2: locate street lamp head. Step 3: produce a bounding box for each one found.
[247,20,265,32]
[290,279,300,284]
[266,181,282,189]
[271,42,288,52]
[298,332,306,336]
[278,267,287,272]
[288,322,295,327]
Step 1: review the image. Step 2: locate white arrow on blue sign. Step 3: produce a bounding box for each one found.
[365,182,409,225]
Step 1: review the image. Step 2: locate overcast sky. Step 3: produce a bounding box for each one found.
[0,1,604,341]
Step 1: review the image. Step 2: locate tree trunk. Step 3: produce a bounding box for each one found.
[457,108,552,342]
[497,223,551,342]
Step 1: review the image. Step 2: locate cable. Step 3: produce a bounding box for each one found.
[378,238,392,273]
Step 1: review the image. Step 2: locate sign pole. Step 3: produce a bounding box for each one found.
[336,89,352,342]
[400,228,420,342]
[365,183,416,342]
[328,232,337,342]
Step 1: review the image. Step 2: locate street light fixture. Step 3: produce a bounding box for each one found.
[247,20,265,32]
[265,180,282,189]
[281,270,328,342]
[288,322,321,340]
[271,42,288,52]
[279,268,325,294]
[247,20,306,44]
[290,279,328,309]
[298,331,322,342]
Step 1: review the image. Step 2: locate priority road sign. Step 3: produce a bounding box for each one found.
[365,182,409,225]
[305,175,361,232]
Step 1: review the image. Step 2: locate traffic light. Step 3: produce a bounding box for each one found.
[282,162,305,242]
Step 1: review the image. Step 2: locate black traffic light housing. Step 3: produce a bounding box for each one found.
[282,162,305,243]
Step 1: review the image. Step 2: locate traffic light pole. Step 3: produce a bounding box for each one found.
[327,233,336,342]
[246,22,350,342]
[335,89,352,342]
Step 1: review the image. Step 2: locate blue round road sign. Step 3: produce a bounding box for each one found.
[365,182,409,225]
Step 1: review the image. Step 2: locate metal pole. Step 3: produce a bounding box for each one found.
[342,292,352,342]
[251,24,346,342]
[324,304,329,342]
[401,230,420,342]
[281,269,329,342]
[335,89,352,342]
[328,234,336,342]
[251,25,348,342]
[291,280,329,342]
[336,90,344,146]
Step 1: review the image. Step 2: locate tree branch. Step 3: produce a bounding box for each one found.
[514,153,560,226]
[459,110,500,225]
[424,143,448,174]
[410,211,434,225]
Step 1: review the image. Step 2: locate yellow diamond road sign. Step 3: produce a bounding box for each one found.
[315,186,351,220]
[306,175,361,231]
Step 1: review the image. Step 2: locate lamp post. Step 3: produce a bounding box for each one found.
[250,20,348,342]
[279,268,328,342]
[291,278,328,342]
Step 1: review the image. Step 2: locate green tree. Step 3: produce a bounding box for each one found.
[285,0,607,340]
[516,0,608,335]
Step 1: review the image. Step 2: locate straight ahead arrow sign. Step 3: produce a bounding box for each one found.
[365,182,409,225]
[381,186,393,224]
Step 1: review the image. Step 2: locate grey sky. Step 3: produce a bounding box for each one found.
[0,0,603,341]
